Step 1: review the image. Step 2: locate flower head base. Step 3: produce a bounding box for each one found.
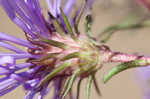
[25,13,101,99]
[2,0,150,99]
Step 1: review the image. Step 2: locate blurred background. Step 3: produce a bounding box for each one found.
[1,0,150,99]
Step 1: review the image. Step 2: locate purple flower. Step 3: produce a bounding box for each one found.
[0,0,98,99]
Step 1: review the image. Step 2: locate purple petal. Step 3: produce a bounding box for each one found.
[7,62,33,70]
[8,1,38,37]
[15,0,50,37]
[0,0,36,38]
[46,0,56,17]
[136,66,150,99]
[0,42,25,53]
[0,53,36,59]
[53,0,61,16]
[38,83,49,99]
[0,32,34,48]
[0,66,10,75]
[1,0,50,38]
[14,63,33,69]
[10,74,26,82]
[56,0,61,15]
[143,91,150,99]
[26,66,41,74]
[85,0,95,9]
[24,90,37,99]
[64,0,75,16]
[24,79,39,90]
[0,56,15,65]
[136,66,150,84]
[0,84,19,96]
[0,78,19,95]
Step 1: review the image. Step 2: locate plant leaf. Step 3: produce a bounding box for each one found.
[104,60,148,83]
[76,79,83,99]
[62,69,81,99]
[86,75,93,99]
[60,8,76,40]
[38,62,71,88]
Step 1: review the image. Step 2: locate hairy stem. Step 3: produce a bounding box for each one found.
[99,46,150,63]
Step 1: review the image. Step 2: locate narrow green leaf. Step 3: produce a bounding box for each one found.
[85,14,92,39]
[76,79,83,99]
[86,75,93,99]
[38,62,71,88]
[100,32,114,43]
[39,38,67,49]
[62,69,81,99]
[60,8,76,40]
[74,1,86,34]
[93,76,101,96]
[29,53,58,63]
[48,12,65,36]
[84,14,99,45]
[99,18,150,43]
[52,19,66,36]
[104,60,148,83]
[60,77,71,97]
[61,52,80,61]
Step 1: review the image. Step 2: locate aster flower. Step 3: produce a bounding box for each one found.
[0,0,98,99]
[2,0,150,99]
